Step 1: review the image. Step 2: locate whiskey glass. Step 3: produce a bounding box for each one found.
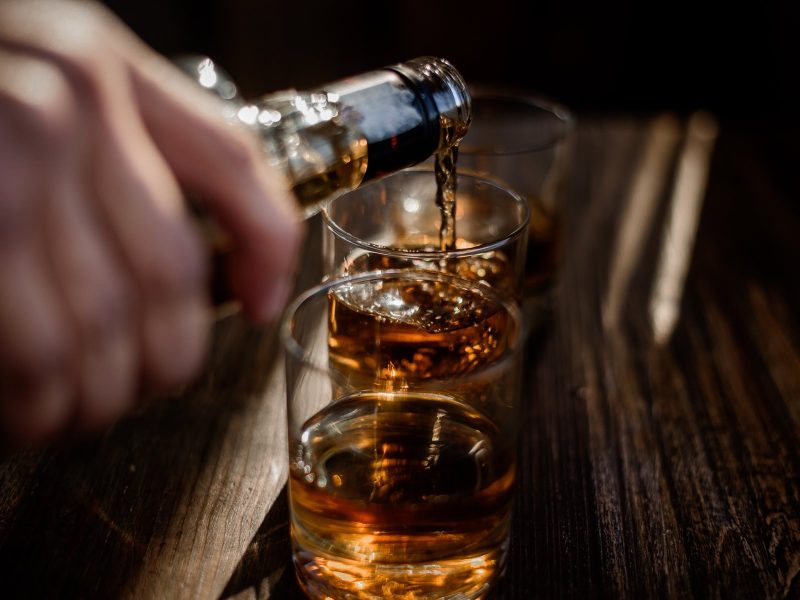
[458,88,574,295]
[322,167,530,301]
[281,270,524,599]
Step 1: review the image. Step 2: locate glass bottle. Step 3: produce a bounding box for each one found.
[179,56,472,218]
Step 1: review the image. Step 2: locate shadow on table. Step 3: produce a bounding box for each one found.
[222,487,304,598]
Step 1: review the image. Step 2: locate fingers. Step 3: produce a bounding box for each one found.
[0,234,74,446]
[0,38,210,445]
[128,53,303,321]
[0,50,78,444]
[43,174,138,430]
[87,74,210,390]
[1,0,303,321]
[9,51,141,431]
[1,4,212,387]
[0,0,303,449]
[0,49,138,441]
[3,0,302,323]
[0,104,73,444]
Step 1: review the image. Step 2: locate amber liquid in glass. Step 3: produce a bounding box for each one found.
[289,120,369,212]
[290,277,515,598]
[327,275,512,381]
[290,391,514,600]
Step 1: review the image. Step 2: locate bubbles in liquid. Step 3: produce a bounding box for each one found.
[333,276,494,334]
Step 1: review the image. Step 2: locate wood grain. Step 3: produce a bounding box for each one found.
[1,120,798,599]
[491,119,800,599]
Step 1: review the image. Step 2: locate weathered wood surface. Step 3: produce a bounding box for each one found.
[1,118,798,598]
[491,118,800,599]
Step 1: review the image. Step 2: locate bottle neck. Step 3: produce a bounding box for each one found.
[390,57,472,149]
[324,57,471,180]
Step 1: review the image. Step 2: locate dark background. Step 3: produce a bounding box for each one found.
[104,0,799,119]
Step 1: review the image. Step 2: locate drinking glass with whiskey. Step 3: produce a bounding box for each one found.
[322,167,530,302]
[281,270,524,599]
[458,89,574,296]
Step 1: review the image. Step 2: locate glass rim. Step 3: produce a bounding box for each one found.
[280,268,525,385]
[460,85,575,156]
[322,166,531,260]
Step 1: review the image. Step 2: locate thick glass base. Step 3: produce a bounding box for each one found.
[293,528,508,600]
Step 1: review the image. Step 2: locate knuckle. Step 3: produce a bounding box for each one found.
[33,8,120,109]
[75,281,135,342]
[28,91,79,146]
[0,61,79,146]
[52,4,112,62]
[76,0,116,27]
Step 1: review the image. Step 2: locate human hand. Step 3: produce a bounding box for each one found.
[0,0,302,447]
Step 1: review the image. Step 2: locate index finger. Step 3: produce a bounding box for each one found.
[128,53,303,322]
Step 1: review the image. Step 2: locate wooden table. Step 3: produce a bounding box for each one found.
[1,117,798,598]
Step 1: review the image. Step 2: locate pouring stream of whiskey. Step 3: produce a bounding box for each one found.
[434,115,469,252]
